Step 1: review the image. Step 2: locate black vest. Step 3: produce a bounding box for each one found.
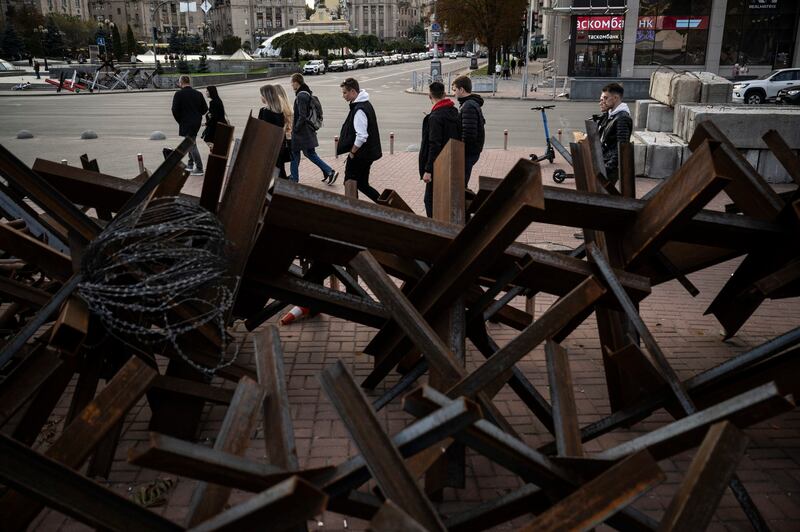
[337,100,382,162]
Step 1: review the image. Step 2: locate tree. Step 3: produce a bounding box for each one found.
[437,0,526,73]
[272,31,308,61]
[1,23,26,60]
[126,25,137,56]
[43,16,65,58]
[111,23,123,59]
[358,33,380,54]
[220,35,242,55]
[408,23,425,44]
[48,15,94,54]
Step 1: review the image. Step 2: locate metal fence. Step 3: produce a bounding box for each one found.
[410,70,454,93]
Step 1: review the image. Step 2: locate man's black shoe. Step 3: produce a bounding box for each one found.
[326,170,339,185]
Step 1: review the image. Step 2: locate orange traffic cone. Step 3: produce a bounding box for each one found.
[280,306,310,325]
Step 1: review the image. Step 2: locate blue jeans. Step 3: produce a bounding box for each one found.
[290,148,333,183]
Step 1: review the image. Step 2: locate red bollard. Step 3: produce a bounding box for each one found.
[334,135,339,158]
[503,129,508,150]
[389,132,395,155]
[557,129,562,143]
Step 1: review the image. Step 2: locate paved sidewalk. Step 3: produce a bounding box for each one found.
[29,148,800,531]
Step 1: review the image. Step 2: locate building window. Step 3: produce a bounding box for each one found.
[721,0,799,68]
[634,0,712,66]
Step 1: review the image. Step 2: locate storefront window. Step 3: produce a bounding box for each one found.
[570,15,625,76]
[721,0,800,67]
[634,0,711,66]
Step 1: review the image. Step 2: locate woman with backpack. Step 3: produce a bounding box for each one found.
[289,73,338,184]
[257,84,293,179]
[201,85,227,150]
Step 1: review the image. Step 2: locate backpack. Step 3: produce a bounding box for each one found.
[302,91,323,130]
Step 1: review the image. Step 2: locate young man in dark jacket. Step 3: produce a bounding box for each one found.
[452,75,485,186]
[420,81,461,218]
[337,77,382,202]
[289,73,337,184]
[597,82,632,183]
[171,75,208,175]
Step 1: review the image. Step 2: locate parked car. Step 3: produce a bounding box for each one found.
[344,59,356,70]
[402,54,411,61]
[447,52,458,59]
[373,56,384,66]
[328,59,346,72]
[776,85,800,105]
[355,58,368,69]
[303,59,326,75]
[732,68,800,104]
[382,55,393,64]
[465,51,475,58]
[392,54,403,63]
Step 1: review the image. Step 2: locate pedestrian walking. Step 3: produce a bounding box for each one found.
[170,74,208,175]
[336,78,382,201]
[503,62,511,80]
[27,54,33,67]
[420,81,461,217]
[495,62,501,79]
[597,82,632,183]
[257,84,292,179]
[533,50,539,62]
[451,75,485,187]
[289,73,338,184]
[200,85,227,150]
[33,61,40,79]
[510,57,517,76]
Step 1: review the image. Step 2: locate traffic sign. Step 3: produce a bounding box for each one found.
[201,0,212,13]
[432,31,440,38]
[431,22,441,32]
[96,37,106,46]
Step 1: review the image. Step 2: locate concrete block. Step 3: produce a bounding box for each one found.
[696,72,733,104]
[740,149,760,169]
[650,71,701,106]
[758,151,794,184]
[646,103,675,133]
[16,130,33,139]
[681,106,800,148]
[80,130,98,139]
[636,131,687,179]
[633,138,647,176]
[634,99,657,130]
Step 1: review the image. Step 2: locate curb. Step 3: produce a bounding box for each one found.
[403,87,567,102]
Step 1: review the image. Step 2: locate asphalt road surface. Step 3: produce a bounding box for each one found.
[0,58,598,177]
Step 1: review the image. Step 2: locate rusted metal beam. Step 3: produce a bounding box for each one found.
[545,340,583,457]
[659,421,749,532]
[185,377,267,527]
[520,450,664,532]
[319,361,447,532]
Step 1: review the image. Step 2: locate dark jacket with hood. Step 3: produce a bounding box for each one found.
[419,98,461,177]
[292,83,319,152]
[598,102,632,176]
[337,89,382,162]
[171,85,208,137]
[457,93,485,157]
[201,95,226,143]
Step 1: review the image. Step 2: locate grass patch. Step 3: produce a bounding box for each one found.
[470,65,489,77]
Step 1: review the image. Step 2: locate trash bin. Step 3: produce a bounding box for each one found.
[470,57,478,70]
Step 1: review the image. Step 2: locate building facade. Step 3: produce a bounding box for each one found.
[348,0,422,40]
[543,0,800,79]
[207,0,305,50]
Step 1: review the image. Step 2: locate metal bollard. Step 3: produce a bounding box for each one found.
[503,129,508,150]
[334,135,339,158]
[137,153,144,173]
[557,129,562,143]
[61,159,68,165]
[389,132,395,155]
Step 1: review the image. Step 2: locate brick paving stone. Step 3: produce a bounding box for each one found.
[24,147,800,531]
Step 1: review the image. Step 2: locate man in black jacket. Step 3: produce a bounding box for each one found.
[420,81,461,217]
[597,82,632,183]
[171,75,208,175]
[452,75,485,186]
[337,78,382,202]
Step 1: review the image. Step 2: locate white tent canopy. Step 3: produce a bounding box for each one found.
[229,49,254,61]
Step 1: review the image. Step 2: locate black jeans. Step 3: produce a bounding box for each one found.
[424,179,433,217]
[465,152,480,187]
[345,156,379,202]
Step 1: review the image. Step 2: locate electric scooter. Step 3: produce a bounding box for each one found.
[529,105,556,164]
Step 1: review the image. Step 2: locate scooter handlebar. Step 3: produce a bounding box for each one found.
[531,105,556,110]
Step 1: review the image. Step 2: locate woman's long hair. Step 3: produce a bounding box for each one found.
[260,84,293,137]
[206,85,220,101]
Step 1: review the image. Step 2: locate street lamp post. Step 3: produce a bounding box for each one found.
[33,25,49,70]
[151,0,177,69]
[522,0,533,98]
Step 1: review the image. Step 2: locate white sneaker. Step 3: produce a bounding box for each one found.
[191,168,204,175]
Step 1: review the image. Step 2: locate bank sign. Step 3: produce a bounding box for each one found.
[637,16,709,30]
[576,16,625,32]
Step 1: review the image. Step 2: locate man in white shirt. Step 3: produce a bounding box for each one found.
[336,78,383,201]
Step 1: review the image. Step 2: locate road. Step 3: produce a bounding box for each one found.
[0,58,598,177]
